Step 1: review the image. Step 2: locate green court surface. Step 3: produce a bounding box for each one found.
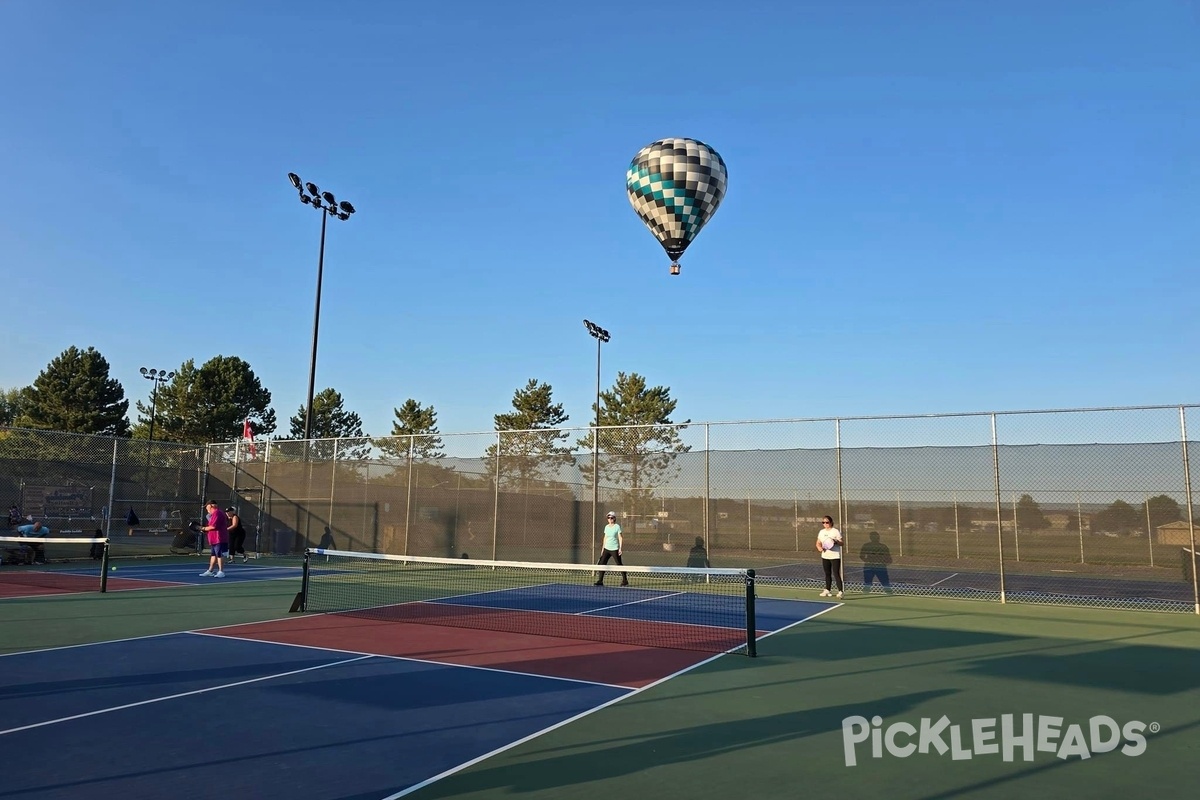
[2,564,1198,800]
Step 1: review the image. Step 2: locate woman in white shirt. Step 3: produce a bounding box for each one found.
[815,515,844,599]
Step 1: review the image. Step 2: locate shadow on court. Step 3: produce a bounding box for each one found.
[413,690,956,796]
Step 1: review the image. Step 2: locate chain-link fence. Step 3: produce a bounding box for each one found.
[0,426,206,559]
[5,404,1198,614]
[202,405,1199,614]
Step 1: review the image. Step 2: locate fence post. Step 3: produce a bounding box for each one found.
[403,435,414,556]
[1077,493,1085,564]
[1179,407,1199,615]
[492,431,501,562]
[1144,493,1155,568]
[328,438,339,534]
[105,438,118,540]
[953,491,961,560]
[704,424,711,555]
[1012,493,1021,562]
[835,419,846,583]
[992,413,1007,604]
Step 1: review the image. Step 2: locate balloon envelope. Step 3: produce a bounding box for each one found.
[626,138,727,266]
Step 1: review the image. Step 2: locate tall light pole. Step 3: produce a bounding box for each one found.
[584,320,610,562]
[286,172,356,443]
[140,367,174,494]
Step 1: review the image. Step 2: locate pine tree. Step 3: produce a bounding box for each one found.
[484,379,572,489]
[20,346,130,435]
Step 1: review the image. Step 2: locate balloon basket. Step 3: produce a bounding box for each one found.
[669,263,681,276]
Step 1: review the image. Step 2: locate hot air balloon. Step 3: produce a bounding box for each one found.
[626,138,727,275]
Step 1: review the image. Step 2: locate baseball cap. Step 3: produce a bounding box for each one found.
[225,506,236,513]
[606,512,616,518]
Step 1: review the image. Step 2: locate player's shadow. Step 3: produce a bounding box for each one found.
[416,689,955,795]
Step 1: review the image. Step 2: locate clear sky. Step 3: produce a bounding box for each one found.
[1,0,1196,440]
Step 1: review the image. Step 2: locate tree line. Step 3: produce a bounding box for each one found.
[0,346,688,491]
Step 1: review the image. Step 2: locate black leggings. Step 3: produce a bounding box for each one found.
[596,549,628,585]
[822,558,843,591]
[229,528,247,556]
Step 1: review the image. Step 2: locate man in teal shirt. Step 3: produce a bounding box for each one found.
[15,519,51,564]
[594,512,629,586]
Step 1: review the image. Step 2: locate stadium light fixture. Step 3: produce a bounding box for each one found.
[583,320,611,561]
[286,172,357,444]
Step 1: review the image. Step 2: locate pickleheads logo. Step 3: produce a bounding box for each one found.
[842,714,1157,766]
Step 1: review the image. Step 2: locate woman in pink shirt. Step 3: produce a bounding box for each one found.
[199,501,230,577]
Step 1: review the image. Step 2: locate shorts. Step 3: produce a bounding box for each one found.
[210,542,229,558]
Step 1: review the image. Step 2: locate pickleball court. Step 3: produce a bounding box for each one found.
[0,554,827,799]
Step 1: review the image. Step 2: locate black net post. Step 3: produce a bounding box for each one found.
[299,549,311,612]
[745,568,756,657]
[99,540,110,593]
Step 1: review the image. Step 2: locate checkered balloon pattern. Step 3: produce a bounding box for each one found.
[627,138,727,264]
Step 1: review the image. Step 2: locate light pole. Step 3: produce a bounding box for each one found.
[140,367,174,494]
[584,319,610,562]
[286,172,356,443]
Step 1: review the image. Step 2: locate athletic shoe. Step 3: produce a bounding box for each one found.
[836,591,844,599]
[621,581,629,587]
[593,581,603,586]
[241,555,248,563]
[819,589,831,597]
[200,570,214,577]
[214,571,225,578]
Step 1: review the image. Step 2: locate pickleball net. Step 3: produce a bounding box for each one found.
[0,535,111,593]
[301,549,759,656]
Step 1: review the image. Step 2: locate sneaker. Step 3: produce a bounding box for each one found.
[200,570,214,577]
[620,581,629,587]
[836,591,844,599]
[593,581,603,586]
[819,589,831,597]
[241,555,248,563]
[214,571,225,578]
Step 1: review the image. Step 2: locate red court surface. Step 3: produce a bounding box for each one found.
[214,612,724,688]
[0,572,179,598]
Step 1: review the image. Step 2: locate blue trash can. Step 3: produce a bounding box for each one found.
[274,528,296,555]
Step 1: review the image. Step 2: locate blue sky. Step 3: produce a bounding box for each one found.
[1,0,1196,440]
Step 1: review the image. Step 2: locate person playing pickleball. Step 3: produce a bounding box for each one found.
[816,515,844,599]
[594,512,629,587]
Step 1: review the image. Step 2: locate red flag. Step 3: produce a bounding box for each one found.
[243,419,258,459]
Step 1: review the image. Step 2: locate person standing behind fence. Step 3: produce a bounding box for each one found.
[594,512,629,587]
[226,507,248,563]
[199,501,229,578]
[815,515,844,599]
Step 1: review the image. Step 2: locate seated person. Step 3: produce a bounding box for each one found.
[15,519,51,564]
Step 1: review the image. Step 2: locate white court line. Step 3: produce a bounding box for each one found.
[380,644,740,800]
[0,655,372,737]
[0,603,322,659]
[579,590,687,615]
[427,598,747,635]
[190,631,631,691]
[928,572,961,587]
[752,601,843,645]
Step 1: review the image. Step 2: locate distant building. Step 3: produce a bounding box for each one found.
[1155,521,1195,546]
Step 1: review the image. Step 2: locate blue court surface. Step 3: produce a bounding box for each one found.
[0,581,829,800]
[0,632,631,800]
[55,561,304,586]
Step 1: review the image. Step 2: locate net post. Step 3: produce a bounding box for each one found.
[745,568,756,657]
[293,549,311,613]
[100,540,110,593]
